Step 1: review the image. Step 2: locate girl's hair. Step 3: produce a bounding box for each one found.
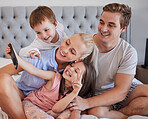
[78,33,95,59]
[103,3,131,29]
[30,6,56,29]
[59,58,96,99]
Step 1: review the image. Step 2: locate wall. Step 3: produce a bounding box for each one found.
[0,0,148,64]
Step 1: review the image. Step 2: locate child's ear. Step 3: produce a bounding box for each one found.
[75,58,84,62]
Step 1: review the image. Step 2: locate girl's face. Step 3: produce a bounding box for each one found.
[63,62,86,88]
[33,18,57,43]
[56,34,87,63]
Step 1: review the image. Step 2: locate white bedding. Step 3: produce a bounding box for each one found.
[0,57,147,119]
[0,57,21,81]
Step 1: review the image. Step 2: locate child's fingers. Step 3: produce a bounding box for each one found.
[77,71,83,83]
[30,53,35,59]
[29,50,41,60]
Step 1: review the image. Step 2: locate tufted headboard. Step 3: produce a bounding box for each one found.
[0,6,131,58]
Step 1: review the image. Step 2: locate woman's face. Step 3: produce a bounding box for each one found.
[62,62,86,88]
[56,34,87,63]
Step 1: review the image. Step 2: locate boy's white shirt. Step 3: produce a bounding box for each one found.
[19,21,68,57]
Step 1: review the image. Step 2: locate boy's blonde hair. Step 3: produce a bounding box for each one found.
[78,33,95,59]
[30,6,56,29]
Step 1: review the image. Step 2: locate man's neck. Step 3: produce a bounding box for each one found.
[97,38,119,53]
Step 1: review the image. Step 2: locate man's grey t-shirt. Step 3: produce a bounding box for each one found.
[94,38,138,95]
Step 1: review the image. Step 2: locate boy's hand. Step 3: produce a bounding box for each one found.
[29,50,41,60]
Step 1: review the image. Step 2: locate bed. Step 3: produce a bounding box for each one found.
[0,6,146,119]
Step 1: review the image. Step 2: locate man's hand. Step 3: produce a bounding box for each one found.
[69,96,89,111]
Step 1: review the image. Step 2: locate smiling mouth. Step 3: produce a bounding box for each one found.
[44,36,50,41]
[101,32,110,37]
[60,50,66,57]
[65,69,71,77]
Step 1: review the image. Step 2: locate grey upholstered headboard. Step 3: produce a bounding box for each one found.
[0,6,131,57]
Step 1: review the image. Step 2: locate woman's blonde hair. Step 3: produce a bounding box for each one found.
[78,33,95,59]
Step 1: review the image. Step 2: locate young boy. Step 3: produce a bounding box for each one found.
[19,6,68,58]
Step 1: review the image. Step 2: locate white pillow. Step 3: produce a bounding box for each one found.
[0,57,12,68]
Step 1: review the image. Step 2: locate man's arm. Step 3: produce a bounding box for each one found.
[71,73,134,111]
[68,110,81,119]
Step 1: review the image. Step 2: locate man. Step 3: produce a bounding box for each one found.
[71,3,148,119]
[0,33,94,119]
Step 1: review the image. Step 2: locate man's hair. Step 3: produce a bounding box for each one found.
[103,3,131,29]
[30,6,56,29]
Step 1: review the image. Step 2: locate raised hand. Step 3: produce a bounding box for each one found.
[72,70,83,94]
[29,50,41,60]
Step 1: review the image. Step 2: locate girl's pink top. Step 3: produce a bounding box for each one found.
[24,72,62,112]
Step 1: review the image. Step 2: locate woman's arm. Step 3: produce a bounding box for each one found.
[5,44,55,80]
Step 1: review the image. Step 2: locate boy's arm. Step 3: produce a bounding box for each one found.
[19,45,40,57]
[19,37,41,57]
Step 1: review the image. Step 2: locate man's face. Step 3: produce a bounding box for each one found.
[56,34,87,63]
[95,11,124,45]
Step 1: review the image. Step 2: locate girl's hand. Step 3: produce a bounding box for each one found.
[29,50,41,60]
[72,71,83,94]
[5,44,12,59]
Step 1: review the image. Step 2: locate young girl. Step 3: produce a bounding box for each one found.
[5,44,96,119]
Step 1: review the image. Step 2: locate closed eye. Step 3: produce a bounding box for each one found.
[71,49,76,55]
[66,39,70,45]
[75,68,80,73]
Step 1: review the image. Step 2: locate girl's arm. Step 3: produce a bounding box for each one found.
[5,44,55,80]
[52,91,78,113]
[52,72,83,113]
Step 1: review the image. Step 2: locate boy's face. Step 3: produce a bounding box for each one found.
[56,34,87,63]
[94,11,124,46]
[33,18,57,43]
